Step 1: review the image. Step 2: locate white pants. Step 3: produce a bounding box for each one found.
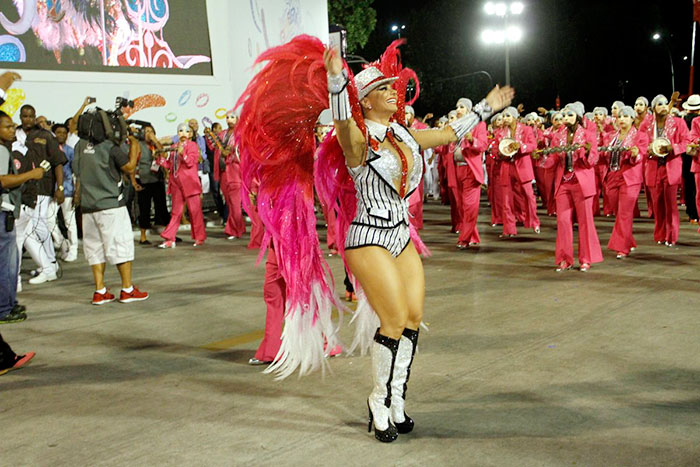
[16,195,58,279]
[423,149,440,199]
[47,197,78,258]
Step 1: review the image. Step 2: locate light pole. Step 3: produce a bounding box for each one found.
[652,32,676,94]
[482,2,525,86]
[391,24,406,39]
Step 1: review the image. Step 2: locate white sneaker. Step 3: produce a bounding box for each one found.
[63,253,78,262]
[28,270,58,285]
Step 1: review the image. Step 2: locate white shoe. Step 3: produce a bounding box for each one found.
[227,236,238,240]
[28,270,58,285]
[63,254,78,262]
[158,241,176,249]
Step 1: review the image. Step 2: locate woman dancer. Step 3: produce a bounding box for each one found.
[603,106,649,258]
[235,37,512,442]
[158,123,206,248]
[323,47,513,442]
[543,103,603,271]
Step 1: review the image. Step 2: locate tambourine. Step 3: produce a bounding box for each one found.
[498,138,518,158]
[650,137,671,158]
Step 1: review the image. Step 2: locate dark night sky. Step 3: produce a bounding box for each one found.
[355,0,693,119]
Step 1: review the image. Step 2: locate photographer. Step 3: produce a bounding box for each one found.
[1,110,47,324]
[133,124,169,244]
[0,70,42,374]
[73,129,149,305]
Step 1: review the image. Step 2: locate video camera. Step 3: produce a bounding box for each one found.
[77,96,134,145]
[126,119,152,141]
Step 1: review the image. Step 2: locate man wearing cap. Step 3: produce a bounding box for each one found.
[454,99,488,247]
[640,94,690,246]
[684,94,700,229]
[494,106,539,237]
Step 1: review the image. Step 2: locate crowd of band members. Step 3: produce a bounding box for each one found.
[401,93,696,271]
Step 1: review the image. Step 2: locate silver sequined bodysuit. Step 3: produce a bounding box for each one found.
[345,120,423,257]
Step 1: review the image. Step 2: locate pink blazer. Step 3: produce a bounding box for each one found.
[602,126,649,186]
[544,124,599,198]
[641,116,690,186]
[458,121,487,184]
[173,140,202,197]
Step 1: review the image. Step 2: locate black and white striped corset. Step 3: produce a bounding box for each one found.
[347,123,423,228]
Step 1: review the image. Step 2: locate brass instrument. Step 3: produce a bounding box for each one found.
[650,137,672,158]
[498,137,518,158]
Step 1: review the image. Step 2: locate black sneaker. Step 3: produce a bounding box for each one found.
[12,304,26,314]
[0,309,27,325]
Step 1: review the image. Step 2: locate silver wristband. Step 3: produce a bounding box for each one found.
[327,69,349,94]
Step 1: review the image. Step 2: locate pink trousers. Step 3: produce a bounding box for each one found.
[555,179,603,266]
[254,249,285,362]
[448,183,462,232]
[161,182,206,243]
[501,166,539,235]
[607,178,641,255]
[649,168,680,244]
[222,181,245,238]
[457,166,481,244]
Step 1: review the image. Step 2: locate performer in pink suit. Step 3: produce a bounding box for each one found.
[525,113,547,210]
[445,110,462,232]
[455,108,488,248]
[592,107,613,216]
[603,106,649,258]
[209,113,245,239]
[159,123,206,247]
[633,97,654,218]
[542,111,564,216]
[543,103,603,271]
[641,95,690,246]
[687,113,700,230]
[494,107,540,237]
[487,113,504,225]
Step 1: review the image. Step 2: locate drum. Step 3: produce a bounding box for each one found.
[650,137,672,158]
[498,138,518,158]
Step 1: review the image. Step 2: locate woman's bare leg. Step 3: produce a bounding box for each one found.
[345,246,408,340]
[394,242,425,330]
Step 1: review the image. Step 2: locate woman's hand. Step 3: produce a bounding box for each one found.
[630,146,639,157]
[485,85,515,112]
[323,47,343,76]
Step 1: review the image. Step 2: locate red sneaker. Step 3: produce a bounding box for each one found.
[92,289,116,305]
[1,352,35,376]
[119,286,149,304]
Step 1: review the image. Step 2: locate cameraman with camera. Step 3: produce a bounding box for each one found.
[73,114,149,305]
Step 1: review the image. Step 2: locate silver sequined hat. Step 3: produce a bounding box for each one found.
[354,67,398,100]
